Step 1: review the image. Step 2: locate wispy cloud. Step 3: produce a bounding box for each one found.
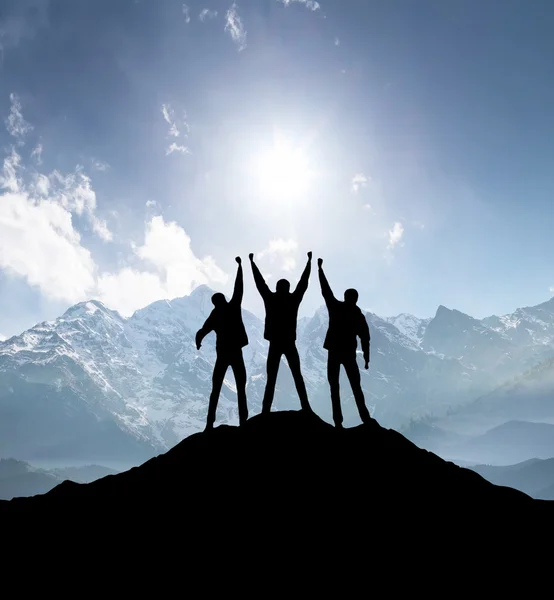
[225,3,247,51]
[91,158,110,172]
[183,4,191,23]
[334,37,340,46]
[258,238,299,272]
[199,8,218,21]
[279,0,321,10]
[162,104,180,137]
[30,143,43,165]
[166,143,191,156]
[351,173,368,193]
[387,222,404,250]
[161,103,191,155]
[5,93,33,142]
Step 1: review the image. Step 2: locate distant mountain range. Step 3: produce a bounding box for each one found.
[469,458,554,500]
[2,286,554,466]
[0,458,117,500]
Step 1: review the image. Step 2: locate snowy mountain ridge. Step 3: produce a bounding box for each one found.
[2,287,554,465]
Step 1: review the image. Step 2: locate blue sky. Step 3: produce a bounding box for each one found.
[1,0,554,338]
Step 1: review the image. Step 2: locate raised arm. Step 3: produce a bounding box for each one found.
[249,253,271,301]
[195,312,215,350]
[230,256,243,305]
[317,258,336,306]
[358,312,371,369]
[293,251,312,301]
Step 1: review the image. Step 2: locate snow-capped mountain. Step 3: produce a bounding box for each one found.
[385,313,431,346]
[2,287,554,466]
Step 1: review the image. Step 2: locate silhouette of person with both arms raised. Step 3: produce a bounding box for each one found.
[249,251,313,415]
[196,257,248,431]
[317,258,372,428]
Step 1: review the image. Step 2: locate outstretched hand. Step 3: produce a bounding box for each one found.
[307,251,312,260]
[317,258,323,268]
[235,256,241,265]
[249,253,254,262]
[196,341,202,351]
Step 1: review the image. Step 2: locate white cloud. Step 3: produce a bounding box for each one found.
[0,334,5,342]
[199,8,218,21]
[258,238,299,272]
[97,216,228,316]
[334,37,340,46]
[47,168,113,240]
[183,4,191,23]
[279,0,321,10]
[0,94,225,317]
[5,93,33,142]
[549,286,554,296]
[0,159,98,303]
[31,143,43,165]
[387,222,404,250]
[146,200,159,209]
[166,143,191,156]
[351,173,368,193]
[0,148,22,192]
[91,158,110,172]
[225,3,247,51]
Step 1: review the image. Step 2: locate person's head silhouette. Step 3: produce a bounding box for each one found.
[344,288,359,305]
[211,292,227,307]
[276,279,291,294]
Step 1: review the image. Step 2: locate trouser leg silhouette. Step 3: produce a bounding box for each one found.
[262,343,282,413]
[206,355,229,428]
[230,352,248,425]
[343,353,371,424]
[327,351,343,427]
[284,344,312,412]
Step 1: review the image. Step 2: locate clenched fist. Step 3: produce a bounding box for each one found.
[318,258,323,268]
[307,251,312,260]
[249,253,254,261]
[235,256,241,265]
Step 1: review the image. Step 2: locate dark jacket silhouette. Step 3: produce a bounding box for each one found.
[196,258,248,429]
[249,252,313,413]
[318,259,371,427]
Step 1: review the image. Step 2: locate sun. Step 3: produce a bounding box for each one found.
[252,136,314,199]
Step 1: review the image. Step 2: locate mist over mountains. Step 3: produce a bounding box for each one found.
[1,285,554,469]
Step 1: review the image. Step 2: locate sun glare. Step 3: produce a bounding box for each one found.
[253,137,314,199]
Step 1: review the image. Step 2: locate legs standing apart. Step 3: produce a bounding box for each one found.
[206,355,229,430]
[343,353,371,424]
[230,351,248,425]
[284,344,312,412]
[262,343,282,414]
[327,351,343,427]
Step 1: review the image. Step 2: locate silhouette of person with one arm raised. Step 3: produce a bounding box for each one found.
[249,251,313,414]
[196,257,248,431]
[317,258,372,428]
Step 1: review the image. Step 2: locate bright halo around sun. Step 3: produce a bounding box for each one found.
[252,135,314,200]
